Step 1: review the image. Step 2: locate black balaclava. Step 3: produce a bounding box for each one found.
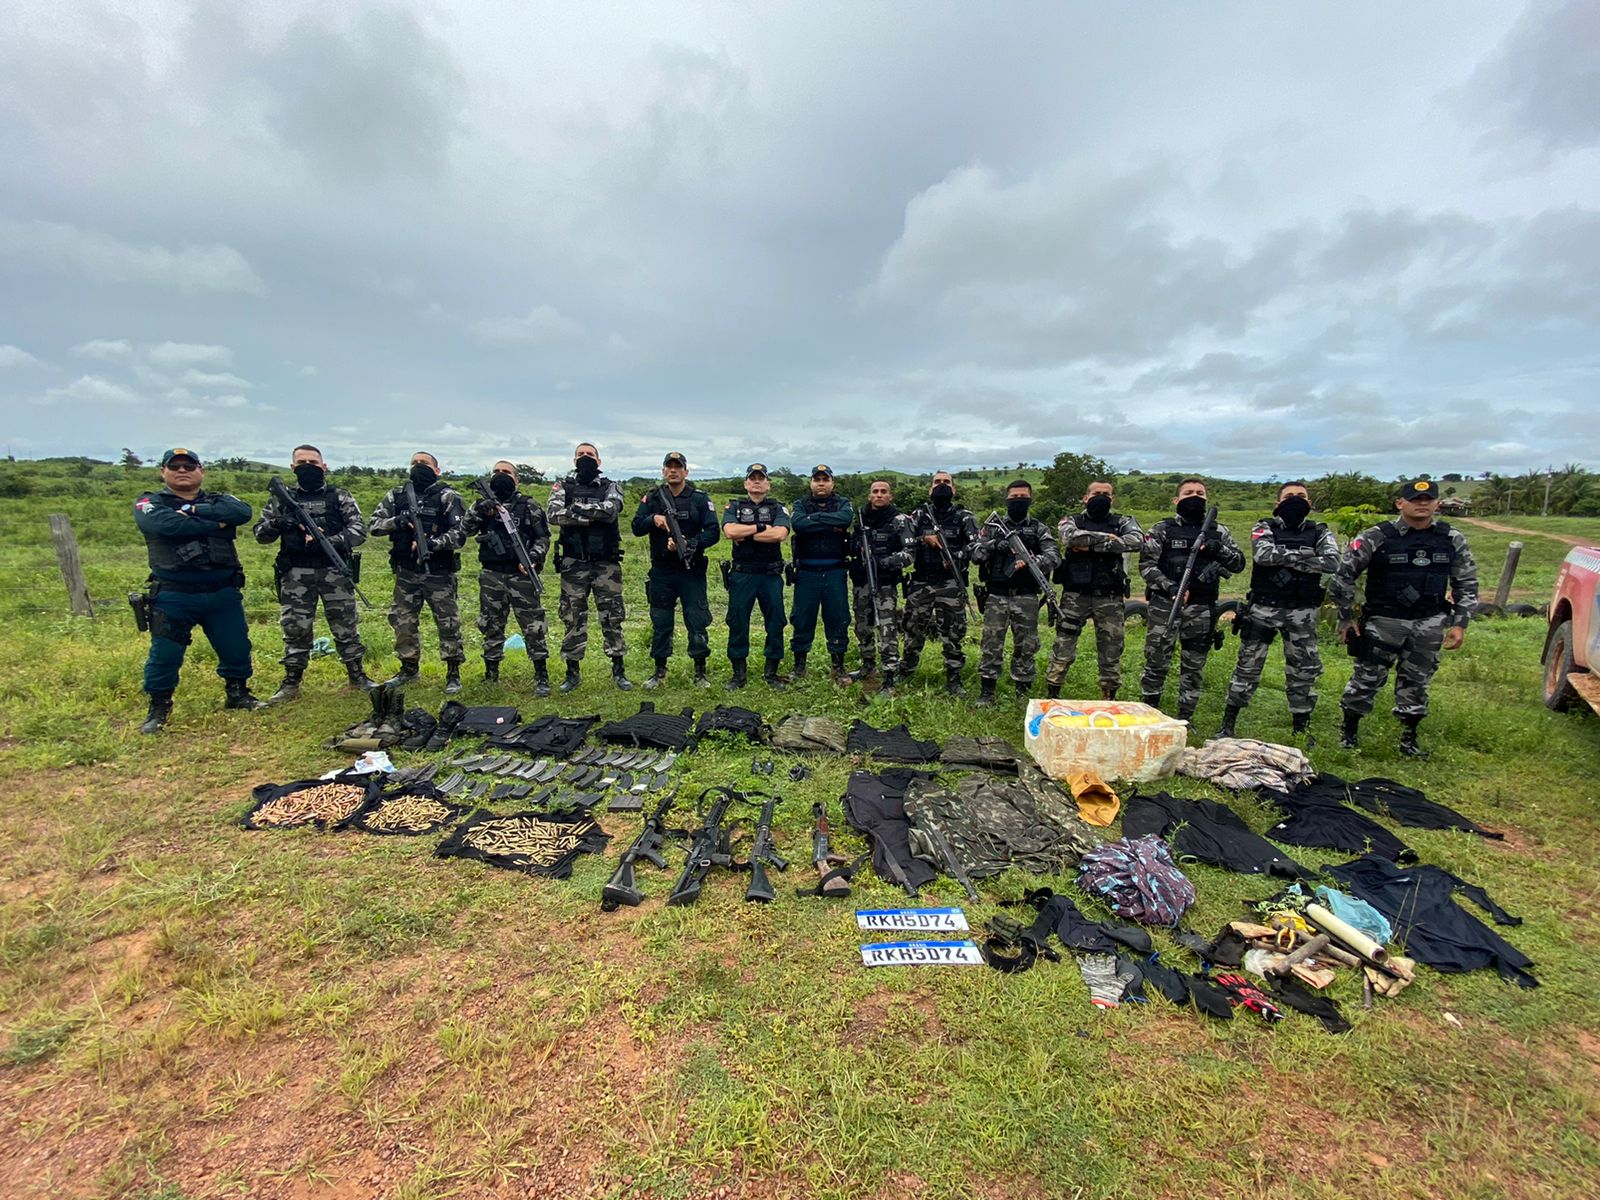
[931,483,954,511]
[410,462,438,490]
[574,455,600,484]
[1176,496,1207,524]
[490,473,517,501]
[862,503,892,527]
[1084,494,1113,521]
[1006,497,1032,523]
[293,463,326,491]
[1275,496,1311,530]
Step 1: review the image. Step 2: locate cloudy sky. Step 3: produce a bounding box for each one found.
[1,1,1596,478]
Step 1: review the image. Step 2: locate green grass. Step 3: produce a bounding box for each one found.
[2,482,1600,1198]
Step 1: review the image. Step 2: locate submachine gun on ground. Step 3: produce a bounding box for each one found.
[268,476,372,608]
[470,476,542,597]
[983,511,1066,625]
[665,786,789,906]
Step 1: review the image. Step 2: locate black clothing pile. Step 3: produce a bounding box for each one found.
[596,702,696,750]
[1024,891,1152,956]
[1326,854,1537,988]
[842,768,940,894]
[1258,776,1416,863]
[692,706,770,744]
[1347,777,1503,840]
[847,720,941,764]
[483,714,601,758]
[435,810,611,879]
[1122,792,1312,880]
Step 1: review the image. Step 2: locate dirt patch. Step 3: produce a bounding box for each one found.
[1460,518,1594,548]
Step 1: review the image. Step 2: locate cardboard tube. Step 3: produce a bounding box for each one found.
[1306,903,1389,964]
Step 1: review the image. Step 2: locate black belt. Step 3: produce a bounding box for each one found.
[152,574,240,595]
[731,562,784,576]
[795,562,845,572]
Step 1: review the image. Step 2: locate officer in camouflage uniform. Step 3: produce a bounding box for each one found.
[1332,477,1478,757]
[464,460,551,695]
[1219,481,1339,741]
[720,463,790,690]
[369,451,468,693]
[849,479,916,686]
[1046,480,1142,700]
[971,480,1061,706]
[253,443,373,703]
[547,443,631,692]
[133,447,266,733]
[900,471,981,696]
[788,464,856,682]
[1139,477,1245,720]
[632,451,721,689]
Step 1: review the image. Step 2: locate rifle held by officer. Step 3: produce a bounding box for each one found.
[1166,503,1218,628]
[655,484,697,571]
[930,524,980,621]
[470,476,543,597]
[984,511,1066,625]
[601,788,680,911]
[401,479,432,571]
[856,524,887,635]
[268,476,372,608]
[666,786,739,906]
[743,791,788,903]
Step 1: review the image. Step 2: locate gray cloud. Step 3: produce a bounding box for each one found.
[1467,0,1600,156]
[0,345,43,368]
[0,218,264,293]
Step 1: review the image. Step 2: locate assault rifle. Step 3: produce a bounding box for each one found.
[666,786,741,906]
[929,522,980,621]
[601,788,680,911]
[401,479,433,570]
[796,801,855,898]
[983,511,1066,625]
[268,476,372,608]
[470,477,542,596]
[1165,503,1219,629]
[742,790,788,903]
[655,484,697,570]
[856,523,886,635]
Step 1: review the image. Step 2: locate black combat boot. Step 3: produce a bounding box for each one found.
[1398,715,1428,759]
[1340,708,1361,750]
[443,661,463,695]
[1177,700,1196,723]
[792,652,808,680]
[1045,680,1061,699]
[880,665,896,690]
[1099,681,1118,701]
[268,669,303,705]
[693,658,711,689]
[945,667,966,698]
[1142,693,1163,711]
[830,652,848,683]
[387,658,420,687]
[139,691,173,735]
[1291,710,1315,748]
[1216,704,1240,739]
[976,678,997,708]
[559,659,582,694]
[762,661,786,689]
[643,659,668,690]
[727,660,748,691]
[612,656,633,691]
[533,660,551,698]
[224,678,267,711]
[345,660,376,691]
[483,659,500,683]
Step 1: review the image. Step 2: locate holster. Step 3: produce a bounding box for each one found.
[719,560,732,589]
[974,584,988,614]
[1346,623,1371,662]
[128,591,151,633]
[274,559,286,603]
[349,552,362,584]
[784,563,796,586]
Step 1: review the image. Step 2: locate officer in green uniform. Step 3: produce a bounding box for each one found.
[720,463,790,690]
[631,451,721,689]
[133,447,266,733]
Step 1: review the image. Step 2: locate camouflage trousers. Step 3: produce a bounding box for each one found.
[390,568,463,663]
[852,581,902,669]
[557,559,627,661]
[478,568,548,663]
[978,592,1043,684]
[276,564,364,670]
[1046,591,1126,691]
[1226,603,1322,714]
[1341,612,1449,719]
[901,579,968,673]
[1139,599,1217,711]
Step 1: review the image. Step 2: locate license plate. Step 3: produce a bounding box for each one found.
[859,940,984,967]
[856,907,969,932]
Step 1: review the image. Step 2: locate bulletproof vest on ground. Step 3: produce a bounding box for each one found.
[1247,519,1328,608]
[1363,521,1456,618]
[939,735,1022,772]
[596,702,696,750]
[692,706,770,744]
[1057,513,1130,595]
[728,499,786,569]
[477,493,540,570]
[387,483,460,575]
[557,475,622,562]
[912,504,972,580]
[277,487,347,569]
[142,491,243,576]
[842,768,940,894]
[484,714,601,758]
[771,714,848,754]
[791,496,849,565]
[847,720,941,763]
[1155,517,1220,604]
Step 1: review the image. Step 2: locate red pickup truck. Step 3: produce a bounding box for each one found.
[1544,546,1600,715]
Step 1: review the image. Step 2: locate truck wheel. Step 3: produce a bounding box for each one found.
[1544,619,1578,712]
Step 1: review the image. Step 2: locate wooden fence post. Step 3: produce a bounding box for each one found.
[1493,541,1523,609]
[48,513,95,617]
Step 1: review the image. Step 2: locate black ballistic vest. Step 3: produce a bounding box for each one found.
[557,476,622,562]
[792,496,849,566]
[1156,519,1219,604]
[644,485,710,568]
[477,494,539,570]
[1364,521,1455,618]
[1248,520,1328,609]
[277,487,347,569]
[861,509,906,581]
[982,520,1047,594]
[388,484,459,574]
[912,505,971,581]
[143,491,242,575]
[1057,513,1130,596]
[729,499,785,569]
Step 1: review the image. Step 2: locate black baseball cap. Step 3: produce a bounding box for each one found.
[663,451,687,468]
[745,462,769,478]
[160,447,201,468]
[1398,478,1438,500]
[811,464,834,479]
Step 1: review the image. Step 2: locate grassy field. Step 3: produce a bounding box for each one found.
[2,479,1599,1199]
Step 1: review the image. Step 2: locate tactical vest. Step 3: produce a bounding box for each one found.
[1248,520,1328,609]
[982,519,1048,594]
[1057,513,1130,596]
[387,484,460,574]
[861,509,906,580]
[791,496,849,566]
[1155,518,1219,604]
[477,494,538,570]
[277,487,347,569]
[557,476,622,563]
[143,491,242,577]
[644,485,709,569]
[728,499,785,570]
[912,505,972,582]
[1364,521,1456,619]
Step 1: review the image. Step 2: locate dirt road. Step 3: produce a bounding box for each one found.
[1461,518,1594,548]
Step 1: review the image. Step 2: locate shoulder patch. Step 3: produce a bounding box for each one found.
[135,497,154,513]
[1349,536,1363,551]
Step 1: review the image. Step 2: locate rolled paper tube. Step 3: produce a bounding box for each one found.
[1305,903,1389,964]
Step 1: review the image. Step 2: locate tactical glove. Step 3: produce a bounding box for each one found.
[1215,972,1285,1022]
[1194,561,1223,586]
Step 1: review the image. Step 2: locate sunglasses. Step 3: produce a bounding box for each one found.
[166,461,200,471]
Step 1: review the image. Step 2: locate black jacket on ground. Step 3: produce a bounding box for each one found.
[843,768,939,894]
[1259,777,1416,863]
[1348,777,1503,840]
[1122,792,1313,880]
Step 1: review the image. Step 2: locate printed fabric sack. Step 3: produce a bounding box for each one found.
[1077,834,1196,926]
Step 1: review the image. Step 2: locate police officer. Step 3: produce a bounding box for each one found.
[788,465,855,681]
[253,444,373,703]
[971,480,1060,706]
[721,463,790,690]
[901,471,981,696]
[548,442,631,692]
[1332,477,1478,757]
[849,479,916,687]
[1139,477,1245,720]
[465,460,552,695]
[1219,481,1339,741]
[369,451,468,693]
[1045,480,1142,700]
[133,447,265,733]
[632,451,721,689]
